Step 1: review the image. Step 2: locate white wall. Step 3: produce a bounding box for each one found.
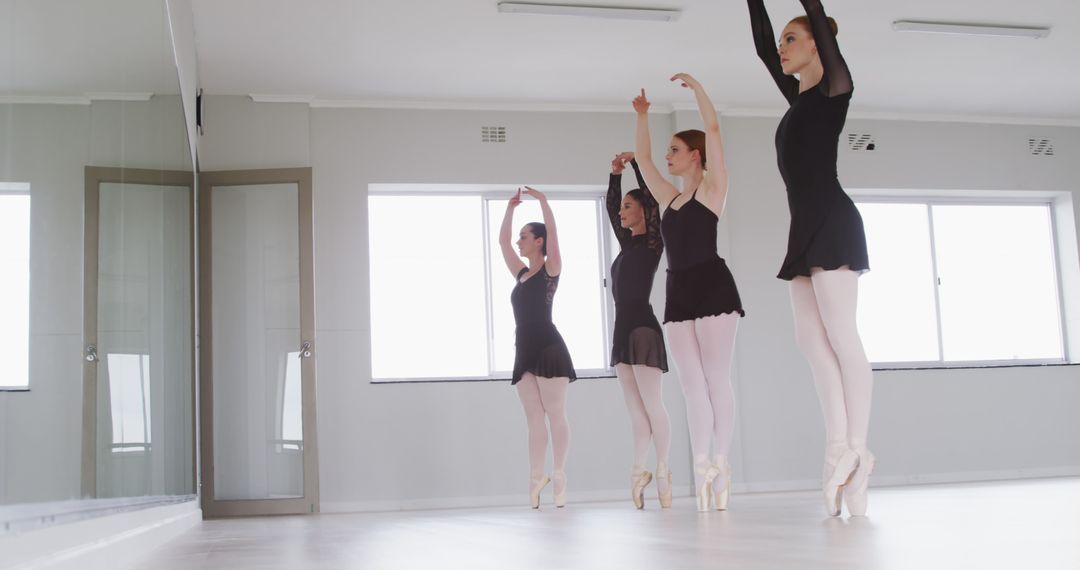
[0,97,192,504]
[198,96,1080,510]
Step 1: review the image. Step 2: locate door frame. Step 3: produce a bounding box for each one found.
[197,168,319,517]
[81,166,197,499]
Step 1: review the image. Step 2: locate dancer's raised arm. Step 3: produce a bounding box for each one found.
[633,89,679,208]
[607,153,633,248]
[747,0,798,103]
[799,0,852,97]
[630,158,663,256]
[522,187,560,276]
[607,152,663,255]
[498,189,527,277]
[671,73,729,218]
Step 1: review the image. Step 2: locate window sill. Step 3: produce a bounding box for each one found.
[873,361,1078,372]
[371,372,618,384]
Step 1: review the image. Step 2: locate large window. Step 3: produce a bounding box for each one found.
[855,199,1065,366]
[0,183,31,390]
[368,188,610,381]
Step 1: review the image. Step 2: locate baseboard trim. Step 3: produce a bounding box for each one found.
[738,466,1080,494]
[322,485,695,513]
[1,499,200,570]
[323,468,1080,513]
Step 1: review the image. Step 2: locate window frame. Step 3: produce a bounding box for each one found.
[367,186,616,383]
[0,183,32,392]
[852,193,1071,370]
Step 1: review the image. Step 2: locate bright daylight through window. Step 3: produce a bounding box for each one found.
[856,201,1064,366]
[368,191,608,381]
[0,184,31,390]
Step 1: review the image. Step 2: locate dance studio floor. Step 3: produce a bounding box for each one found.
[129,478,1080,569]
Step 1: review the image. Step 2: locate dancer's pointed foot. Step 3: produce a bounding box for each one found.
[631,466,653,510]
[656,463,673,508]
[552,471,567,508]
[712,456,732,511]
[529,474,550,509]
[695,461,720,512]
[843,449,876,516]
[823,445,860,517]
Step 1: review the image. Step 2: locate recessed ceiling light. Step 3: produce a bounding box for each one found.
[497,2,681,22]
[892,20,1051,39]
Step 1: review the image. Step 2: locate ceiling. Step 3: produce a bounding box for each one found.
[189,0,1080,121]
[0,0,180,97]
[5,1,1074,120]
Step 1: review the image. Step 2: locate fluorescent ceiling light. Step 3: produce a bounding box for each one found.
[497,2,680,22]
[893,20,1050,39]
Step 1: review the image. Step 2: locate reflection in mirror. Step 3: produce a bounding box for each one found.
[106,353,153,455]
[0,0,196,523]
[210,183,304,501]
[92,180,193,500]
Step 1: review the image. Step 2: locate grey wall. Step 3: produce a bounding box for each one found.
[721,116,1080,489]
[197,95,1080,510]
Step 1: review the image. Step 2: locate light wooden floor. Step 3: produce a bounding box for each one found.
[128,478,1080,569]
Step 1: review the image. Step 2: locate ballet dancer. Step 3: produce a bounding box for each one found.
[606,151,673,508]
[633,74,745,511]
[746,0,875,516]
[499,186,577,509]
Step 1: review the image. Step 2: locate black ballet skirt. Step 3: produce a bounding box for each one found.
[510,265,577,385]
[748,0,869,280]
[660,189,745,324]
[606,161,668,371]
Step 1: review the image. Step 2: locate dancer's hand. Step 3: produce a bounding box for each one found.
[522,186,546,201]
[671,73,702,90]
[611,151,634,174]
[632,89,651,115]
[508,188,522,208]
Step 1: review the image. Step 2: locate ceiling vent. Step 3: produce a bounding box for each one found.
[481,126,507,143]
[847,133,876,151]
[1028,138,1054,156]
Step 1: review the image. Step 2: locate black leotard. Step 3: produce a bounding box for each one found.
[660,190,744,323]
[748,0,869,280]
[510,265,576,385]
[607,160,668,371]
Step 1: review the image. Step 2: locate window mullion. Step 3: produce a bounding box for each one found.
[594,196,615,376]
[1045,204,1070,362]
[926,203,946,363]
[481,198,497,379]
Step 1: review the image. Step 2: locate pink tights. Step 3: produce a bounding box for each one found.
[515,374,571,480]
[665,313,739,487]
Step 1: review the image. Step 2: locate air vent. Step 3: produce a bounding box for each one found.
[1028,138,1054,156]
[481,126,507,143]
[847,133,876,151]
